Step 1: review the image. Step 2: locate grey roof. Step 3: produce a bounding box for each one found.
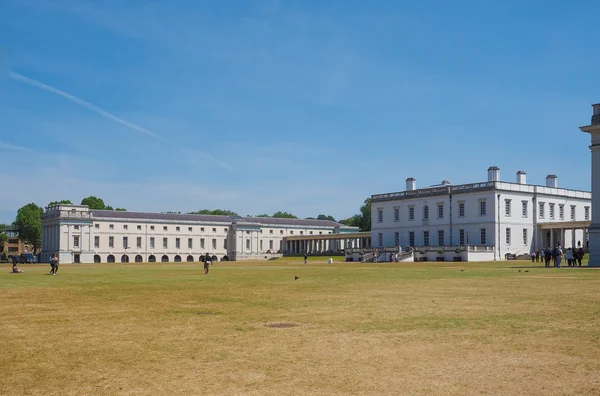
[91,210,352,228]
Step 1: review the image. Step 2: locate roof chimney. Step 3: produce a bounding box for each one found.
[546,174,558,188]
[406,177,416,191]
[592,103,600,125]
[516,170,526,184]
[487,166,500,182]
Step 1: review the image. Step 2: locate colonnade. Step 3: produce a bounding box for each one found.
[540,227,589,250]
[286,236,371,255]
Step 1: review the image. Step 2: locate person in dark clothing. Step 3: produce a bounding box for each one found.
[544,248,552,267]
[535,250,541,262]
[304,253,308,264]
[49,253,59,275]
[577,248,584,267]
[203,253,212,275]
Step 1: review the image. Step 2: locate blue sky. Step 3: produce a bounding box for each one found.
[0,0,598,224]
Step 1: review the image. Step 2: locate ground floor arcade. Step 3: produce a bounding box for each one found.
[283,232,371,255]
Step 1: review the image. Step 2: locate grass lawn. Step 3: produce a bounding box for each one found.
[2,259,600,395]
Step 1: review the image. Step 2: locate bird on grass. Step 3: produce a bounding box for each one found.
[294,276,299,280]
[460,269,464,272]
[525,270,529,273]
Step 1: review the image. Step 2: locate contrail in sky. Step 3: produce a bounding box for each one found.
[9,71,166,141]
[9,71,233,171]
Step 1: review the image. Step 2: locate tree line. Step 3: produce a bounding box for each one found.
[4,196,372,255]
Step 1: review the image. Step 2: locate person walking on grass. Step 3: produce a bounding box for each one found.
[204,253,212,275]
[577,248,584,267]
[49,253,59,275]
[304,253,308,264]
[555,246,563,268]
[544,247,552,267]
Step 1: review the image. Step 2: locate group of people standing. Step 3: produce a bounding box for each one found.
[531,247,585,267]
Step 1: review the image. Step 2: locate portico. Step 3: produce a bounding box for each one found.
[537,221,590,250]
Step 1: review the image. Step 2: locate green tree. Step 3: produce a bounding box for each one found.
[254,214,270,217]
[0,232,7,252]
[14,203,44,253]
[104,206,114,211]
[316,214,336,222]
[340,198,371,231]
[47,200,73,208]
[0,223,10,231]
[188,209,239,216]
[81,196,106,210]
[115,208,127,211]
[272,211,297,219]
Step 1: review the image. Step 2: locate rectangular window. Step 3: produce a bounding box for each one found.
[212,228,217,232]
[505,199,511,217]
[201,228,205,232]
[94,236,100,248]
[409,231,415,247]
[409,207,415,220]
[188,238,193,249]
[269,230,273,234]
[437,204,444,219]
[523,228,527,245]
[378,233,383,247]
[290,231,294,235]
[137,225,142,230]
[394,208,399,221]
[559,204,564,220]
[73,236,79,247]
[479,200,487,216]
[163,238,167,248]
[176,227,180,231]
[109,224,114,230]
[224,228,227,232]
[505,228,511,245]
[300,231,303,235]
[550,203,555,219]
[150,237,155,249]
[260,240,263,250]
[480,228,486,244]
[571,205,576,220]
[280,230,283,235]
[212,239,217,249]
[74,225,80,230]
[163,226,167,231]
[200,238,205,249]
[150,226,155,231]
[309,231,313,235]
[95,224,100,229]
[175,238,180,249]
[459,229,465,245]
[423,205,429,220]
[522,201,528,218]
[224,239,228,249]
[123,225,128,230]
[438,230,444,245]
[377,209,383,223]
[423,231,430,246]
[123,236,128,249]
[188,227,193,232]
[246,239,250,249]
[395,232,400,246]
[585,206,590,220]
[269,240,273,249]
[458,202,465,218]
[137,237,142,248]
[539,202,545,219]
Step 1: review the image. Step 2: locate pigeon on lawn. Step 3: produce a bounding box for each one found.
[294,276,299,280]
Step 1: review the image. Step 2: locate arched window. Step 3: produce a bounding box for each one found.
[121,255,129,263]
[94,255,101,263]
[174,255,182,262]
[423,205,429,220]
[107,255,115,263]
[211,255,218,262]
[135,255,143,263]
[148,255,156,263]
[186,255,194,262]
[161,255,169,263]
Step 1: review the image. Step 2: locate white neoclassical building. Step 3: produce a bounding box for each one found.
[580,103,600,266]
[371,167,591,260]
[41,205,358,264]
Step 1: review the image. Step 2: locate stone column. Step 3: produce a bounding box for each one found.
[581,105,600,265]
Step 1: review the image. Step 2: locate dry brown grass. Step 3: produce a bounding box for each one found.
[1,259,600,395]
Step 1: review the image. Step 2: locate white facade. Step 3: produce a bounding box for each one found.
[580,103,600,266]
[41,205,357,264]
[371,168,591,260]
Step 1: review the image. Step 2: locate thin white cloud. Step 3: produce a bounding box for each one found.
[9,71,166,141]
[0,141,26,151]
[8,71,233,171]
